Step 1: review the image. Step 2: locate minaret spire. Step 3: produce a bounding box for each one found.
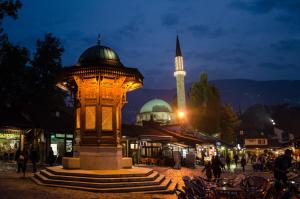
[174,35,186,121]
[97,34,101,45]
[176,35,182,57]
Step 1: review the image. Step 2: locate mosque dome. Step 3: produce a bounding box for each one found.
[77,44,122,67]
[137,99,174,125]
[140,99,172,113]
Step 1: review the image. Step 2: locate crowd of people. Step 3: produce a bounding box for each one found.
[14,145,56,177]
[201,149,295,187]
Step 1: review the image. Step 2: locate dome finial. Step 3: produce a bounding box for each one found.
[97,34,101,45]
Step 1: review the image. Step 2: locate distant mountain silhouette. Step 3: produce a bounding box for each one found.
[122,79,300,124]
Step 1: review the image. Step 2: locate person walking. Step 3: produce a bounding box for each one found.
[234,154,239,167]
[241,155,246,172]
[220,155,226,171]
[30,146,38,173]
[15,147,22,173]
[212,156,222,181]
[273,149,293,191]
[202,161,212,181]
[225,154,231,171]
[21,148,29,177]
[48,147,55,166]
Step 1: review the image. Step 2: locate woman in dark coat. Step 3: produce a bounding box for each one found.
[30,146,39,173]
[202,161,213,181]
[225,154,231,171]
[212,156,222,180]
[241,155,246,172]
[20,148,29,177]
[15,147,22,173]
[48,147,55,166]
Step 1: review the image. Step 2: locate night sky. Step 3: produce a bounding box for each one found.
[3,0,300,89]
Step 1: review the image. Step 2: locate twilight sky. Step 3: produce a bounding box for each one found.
[3,0,300,89]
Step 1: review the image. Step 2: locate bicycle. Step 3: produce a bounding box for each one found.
[175,176,213,199]
[264,179,299,199]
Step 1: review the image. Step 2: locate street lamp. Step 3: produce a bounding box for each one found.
[178,111,185,119]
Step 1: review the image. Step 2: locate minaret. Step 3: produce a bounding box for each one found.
[174,35,186,115]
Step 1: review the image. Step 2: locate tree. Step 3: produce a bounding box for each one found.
[219,104,240,145]
[188,73,221,135]
[0,0,22,39]
[0,0,22,21]
[29,33,65,106]
[0,0,26,109]
[240,104,272,133]
[0,37,29,109]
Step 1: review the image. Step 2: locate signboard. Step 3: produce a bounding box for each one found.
[245,138,268,146]
[0,133,19,139]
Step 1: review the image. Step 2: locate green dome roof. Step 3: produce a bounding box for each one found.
[77,45,121,66]
[140,99,172,113]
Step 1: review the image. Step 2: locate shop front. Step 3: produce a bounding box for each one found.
[0,128,25,161]
[49,132,74,163]
[196,144,216,163]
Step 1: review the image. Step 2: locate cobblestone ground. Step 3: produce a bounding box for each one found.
[0,161,274,199]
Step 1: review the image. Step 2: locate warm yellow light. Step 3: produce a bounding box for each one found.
[178,111,185,118]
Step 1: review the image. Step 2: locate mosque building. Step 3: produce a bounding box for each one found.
[136,99,176,125]
[136,35,186,125]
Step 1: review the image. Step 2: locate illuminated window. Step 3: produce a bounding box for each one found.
[102,106,113,131]
[130,143,138,149]
[85,106,96,129]
[76,108,80,129]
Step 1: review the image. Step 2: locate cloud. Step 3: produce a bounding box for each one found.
[230,0,300,28]
[229,0,300,14]
[270,39,300,52]
[192,49,247,65]
[275,14,300,30]
[113,16,144,40]
[258,62,297,70]
[188,25,226,38]
[161,13,179,27]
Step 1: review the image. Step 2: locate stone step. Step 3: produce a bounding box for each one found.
[40,169,160,183]
[142,180,178,194]
[35,172,166,188]
[45,166,153,178]
[31,175,173,193]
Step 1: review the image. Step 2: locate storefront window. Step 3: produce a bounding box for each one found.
[50,133,73,157]
[0,129,21,160]
[66,140,73,152]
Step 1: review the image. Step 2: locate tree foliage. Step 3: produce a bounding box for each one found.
[0,0,21,21]
[0,0,22,38]
[28,33,65,108]
[0,37,28,109]
[0,1,27,109]
[188,72,240,144]
[188,73,221,135]
[241,104,300,138]
[220,104,240,144]
[0,1,66,113]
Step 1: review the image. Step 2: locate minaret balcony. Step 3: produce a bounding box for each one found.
[174,70,186,77]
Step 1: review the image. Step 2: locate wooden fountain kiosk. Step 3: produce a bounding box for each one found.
[33,40,176,193]
[59,41,143,170]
